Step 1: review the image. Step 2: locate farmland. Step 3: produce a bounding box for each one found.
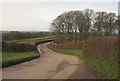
[2,31,55,67]
[2,4,119,79]
[5,35,56,43]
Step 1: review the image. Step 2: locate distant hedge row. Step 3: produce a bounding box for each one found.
[2,31,52,41]
[51,42,84,49]
[35,39,54,46]
[2,41,36,52]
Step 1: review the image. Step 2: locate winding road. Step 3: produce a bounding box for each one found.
[3,43,100,79]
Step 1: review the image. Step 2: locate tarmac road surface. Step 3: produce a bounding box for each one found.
[2,43,100,79]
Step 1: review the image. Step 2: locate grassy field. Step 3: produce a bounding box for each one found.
[2,51,40,67]
[6,35,56,43]
[47,44,118,79]
[21,35,55,41]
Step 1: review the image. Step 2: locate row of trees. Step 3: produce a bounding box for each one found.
[2,31,52,41]
[50,9,118,43]
[50,9,119,78]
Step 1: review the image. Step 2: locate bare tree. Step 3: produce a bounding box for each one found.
[50,9,117,44]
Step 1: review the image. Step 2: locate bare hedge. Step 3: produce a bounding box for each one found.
[2,41,36,52]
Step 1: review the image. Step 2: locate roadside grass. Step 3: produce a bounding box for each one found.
[47,44,81,55]
[2,51,40,67]
[47,44,118,79]
[80,54,118,79]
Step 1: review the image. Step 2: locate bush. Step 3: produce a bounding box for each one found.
[35,39,53,46]
[2,41,36,52]
[51,41,84,49]
[84,36,118,64]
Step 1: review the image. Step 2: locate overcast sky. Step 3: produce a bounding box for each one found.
[1,1,119,31]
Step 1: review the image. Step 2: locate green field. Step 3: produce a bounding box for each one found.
[2,51,40,67]
[7,35,56,43]
[47,44,118,79]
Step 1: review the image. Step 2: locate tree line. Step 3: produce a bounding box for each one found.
[50,9,118,43]
[2,31,52,41]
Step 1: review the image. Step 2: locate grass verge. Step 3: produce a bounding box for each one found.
[2,51,40,68]
[47,44,81,55]
[47,44,118,79]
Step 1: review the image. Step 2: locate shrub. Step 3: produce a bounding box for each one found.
[84,36,118,64]
[51,41,84,50]
[2,41,36,52]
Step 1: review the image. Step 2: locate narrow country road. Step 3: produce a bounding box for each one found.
[3,43,100,79]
